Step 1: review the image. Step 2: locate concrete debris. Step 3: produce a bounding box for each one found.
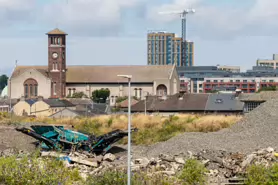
[103,153,116,162]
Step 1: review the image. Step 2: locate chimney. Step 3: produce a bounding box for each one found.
[20,96,25,101]
[235,89,242,97]
[38,96,43,101]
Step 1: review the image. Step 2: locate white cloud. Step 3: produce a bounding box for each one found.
[43,0,145,26]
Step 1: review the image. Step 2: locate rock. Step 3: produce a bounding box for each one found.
[156,171,176,176]
[266,147,274,153]
[87,155,103,163]
[174,157,185,164]
[41,151,67,158]
[103,153,116,162]
[134,157,149,168]
[241,154,256,168]
[70,157,98,167]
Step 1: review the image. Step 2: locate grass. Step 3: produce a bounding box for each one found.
[0,113,242,145]
[0,151,207,185]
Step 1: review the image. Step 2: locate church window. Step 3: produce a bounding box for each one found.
[34,85,38,96]
[23,78,38,98]
[30,85,33,97]
[134,88,138,97]
[57,38,61,45]
[54,38,57,45]
[68,88,72,96]
[24,84,28,98]
[53,82,57,95]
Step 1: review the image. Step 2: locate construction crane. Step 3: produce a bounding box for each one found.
[159,9,196,42]
[159,9,195,66]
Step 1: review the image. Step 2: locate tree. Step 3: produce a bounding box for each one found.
[68,92,88,98]
[92,88,110,103]
[257,86,276,93]
[0,75,8,91]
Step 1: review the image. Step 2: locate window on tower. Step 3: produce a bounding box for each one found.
[53,82,57,95]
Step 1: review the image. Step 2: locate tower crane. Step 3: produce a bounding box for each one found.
[159,9,195,66]
[159,9,195,42]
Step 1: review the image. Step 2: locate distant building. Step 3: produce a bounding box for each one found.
[217,65,240,73]
[177,66,278,93]
[147,31,194,67]
[257,54,278,69]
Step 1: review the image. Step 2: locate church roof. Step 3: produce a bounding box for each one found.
[11,66,49,79]
[46,28,67,35]
[11,65,175,83]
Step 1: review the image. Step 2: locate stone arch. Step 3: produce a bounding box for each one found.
[156,84,167,96]
[23,78,38,98]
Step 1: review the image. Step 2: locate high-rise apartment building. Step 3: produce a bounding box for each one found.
[185,41,194,66]
[147,31,194,67]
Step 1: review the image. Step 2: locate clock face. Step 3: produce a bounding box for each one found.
[52,52,58,59]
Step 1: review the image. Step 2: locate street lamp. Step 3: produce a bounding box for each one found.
[117,74,132,185]
[143,91,149,116]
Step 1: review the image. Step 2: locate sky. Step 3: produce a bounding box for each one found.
[1,0,278,75]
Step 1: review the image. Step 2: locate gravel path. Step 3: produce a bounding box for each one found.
[142,99,278,158]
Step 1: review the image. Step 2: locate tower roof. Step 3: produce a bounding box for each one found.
[46,28,67,35]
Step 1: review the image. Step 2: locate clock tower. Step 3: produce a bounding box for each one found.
[46,28,67,98]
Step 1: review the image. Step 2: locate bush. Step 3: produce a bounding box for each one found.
[179,159,208,185]
[0,153,82,185]
[85,170,178,185]
[245,163,278,185]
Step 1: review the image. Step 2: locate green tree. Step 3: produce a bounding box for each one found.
[257,86,276,93]
[68,92,88,98]
[92,88,110,103]
[0,75,8,91]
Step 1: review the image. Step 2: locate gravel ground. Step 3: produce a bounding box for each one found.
[0,126,36,152]
[141,99,278,158]
[1,100,278,158]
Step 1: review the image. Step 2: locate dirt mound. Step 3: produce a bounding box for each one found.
[143,100,278,158]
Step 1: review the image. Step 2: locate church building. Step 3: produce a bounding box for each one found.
[8,28,180,104]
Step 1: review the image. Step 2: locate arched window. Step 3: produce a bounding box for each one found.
[24,78,38,98]
[156,84,167,96]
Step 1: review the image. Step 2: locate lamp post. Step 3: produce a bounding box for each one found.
[117,74,132,185]
[143,91,149,116]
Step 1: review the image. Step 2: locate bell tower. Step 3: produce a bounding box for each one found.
[46,28,67,98]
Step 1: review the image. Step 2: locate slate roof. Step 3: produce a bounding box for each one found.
[239,91,278,102]
[151,93,210,112]
[26,99,38,106]
[118,99,139,108]
[67,98,94,105]
[0,98,19,106]
[43,99,75,108]
[131,96,165,112]
[205,94,244,111]
[11,65,175,83]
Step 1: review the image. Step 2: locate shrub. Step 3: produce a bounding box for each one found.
[179,159,208,185]
[0,153,82,185]
[85,170,178,185]
[245,163,278,185]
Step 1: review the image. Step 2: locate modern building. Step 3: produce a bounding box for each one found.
[147,31,194,67]
[8,28,180,106]
[177,66,278,93]
[217,65,240,73]
[185,41,194,66]
[257,54,278,69]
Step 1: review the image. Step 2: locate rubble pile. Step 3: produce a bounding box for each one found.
[37,147,278,182]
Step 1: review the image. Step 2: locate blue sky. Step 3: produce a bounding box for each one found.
[1,0,278,75]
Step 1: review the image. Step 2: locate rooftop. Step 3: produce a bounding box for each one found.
[11,65,175,83]
[46,28,67,35]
